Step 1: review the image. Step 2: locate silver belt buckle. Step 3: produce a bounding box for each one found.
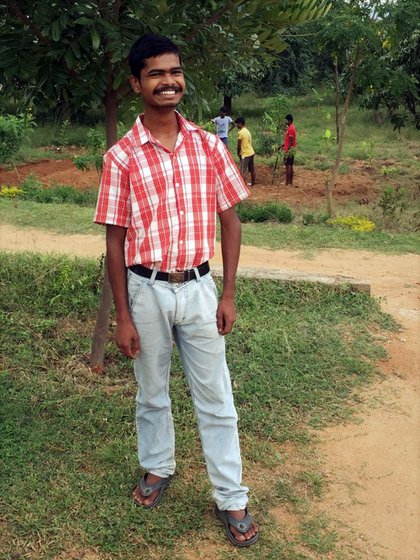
[168,271,185,283]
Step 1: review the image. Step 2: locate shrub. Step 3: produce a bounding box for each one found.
[73,128,106,173]
[302,212,329,226]
[237,202,293,223]
[0,113,35,163]
[378,186,407,225]
[19,174,97,206]
[327,216,376,232]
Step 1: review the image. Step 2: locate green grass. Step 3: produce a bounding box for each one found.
[0,198,418,253]
[241,222,420,254]
[0,251,397,559]
[0,198,101,235]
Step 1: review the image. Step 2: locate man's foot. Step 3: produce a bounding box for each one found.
[228,509,259,543]
[132,473,173,509]
[215,506,259,547]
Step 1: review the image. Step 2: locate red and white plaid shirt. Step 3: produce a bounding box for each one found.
[94,112,249,271]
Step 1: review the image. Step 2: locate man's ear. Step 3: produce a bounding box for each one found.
[129,75,141,94]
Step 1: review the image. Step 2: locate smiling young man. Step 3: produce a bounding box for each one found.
[94,34,259,547]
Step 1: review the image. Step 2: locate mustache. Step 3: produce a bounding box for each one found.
[154,86,182,94]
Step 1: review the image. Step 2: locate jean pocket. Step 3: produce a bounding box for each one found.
[127,272,147,311]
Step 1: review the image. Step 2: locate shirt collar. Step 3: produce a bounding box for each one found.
[131,111,198,147]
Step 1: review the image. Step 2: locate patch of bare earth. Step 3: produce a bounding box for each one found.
[0,159,379,207]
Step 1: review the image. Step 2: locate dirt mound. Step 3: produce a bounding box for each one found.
[0,159,379,206]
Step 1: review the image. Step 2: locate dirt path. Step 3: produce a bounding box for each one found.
[1,224,419,559]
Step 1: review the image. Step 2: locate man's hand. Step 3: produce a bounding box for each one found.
[216,296,236,335]
[115,318,140,358]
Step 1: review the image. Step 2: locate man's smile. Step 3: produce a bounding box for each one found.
[154,87,182,96]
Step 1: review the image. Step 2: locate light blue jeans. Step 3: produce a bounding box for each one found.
[127,268,249,511]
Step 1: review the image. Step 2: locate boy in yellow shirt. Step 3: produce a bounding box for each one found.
[234,117,256,186]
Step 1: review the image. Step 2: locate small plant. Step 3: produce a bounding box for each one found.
[327,216,376,232]
[378,186,407,225]
[57,119,71,148]
[380,165,398,176]
[0,113,35,163]
[360,140,376,167]
[0,185,23,198]
[73,128,106,174]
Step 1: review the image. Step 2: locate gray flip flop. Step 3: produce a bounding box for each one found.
[134,474,173,509]
[215,505,259,547]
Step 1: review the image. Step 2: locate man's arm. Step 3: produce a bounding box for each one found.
[217,206,242,335]
[106,224,140,358]
[237,139,242,159]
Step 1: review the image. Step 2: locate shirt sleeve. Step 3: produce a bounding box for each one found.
[94,150,131,227]
[211,138,250,213]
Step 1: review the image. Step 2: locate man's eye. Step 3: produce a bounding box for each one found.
[172,70,183,75]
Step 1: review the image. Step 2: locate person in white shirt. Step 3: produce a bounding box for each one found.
[211,106,235,146]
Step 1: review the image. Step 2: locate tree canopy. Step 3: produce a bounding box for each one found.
[0,0,331,144]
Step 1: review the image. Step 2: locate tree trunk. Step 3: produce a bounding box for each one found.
[90,77,118,372]
[223,94,232,114]
[334,58,340,144]
[327,53,360,217]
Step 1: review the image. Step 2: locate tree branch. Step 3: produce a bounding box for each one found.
[185,2,237,42]
[8,1,50,46]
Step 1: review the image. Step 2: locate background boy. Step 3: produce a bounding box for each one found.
[234,116,256,186]
[211,106,235,145]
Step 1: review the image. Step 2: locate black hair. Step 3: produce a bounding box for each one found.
[285,114,293,123]
[234,116,245,125]
[128,33,181,78]
[220,106,229,113]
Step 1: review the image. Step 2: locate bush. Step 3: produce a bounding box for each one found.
[19,174,97,206]
[237,202,293,223]
[378,186,407,225]
[302,212,329,225]
[0,113,35,163]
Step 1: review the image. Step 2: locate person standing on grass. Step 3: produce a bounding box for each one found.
[94,33,259,548]
[234,117,256,186]
[282,114,297,186]
[211,106,235,146]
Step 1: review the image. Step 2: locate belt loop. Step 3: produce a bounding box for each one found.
[193,266,201,282]
[148,267,159,285]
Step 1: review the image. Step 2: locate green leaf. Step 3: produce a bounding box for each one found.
[91,28,100,51]
[51,21,61,42]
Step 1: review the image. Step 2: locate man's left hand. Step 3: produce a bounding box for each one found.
[217,297,236,335]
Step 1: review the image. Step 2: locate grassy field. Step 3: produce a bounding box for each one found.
[0,251,397,559]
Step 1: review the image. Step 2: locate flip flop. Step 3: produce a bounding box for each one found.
[133,474,173,509]
[215,505,259,547]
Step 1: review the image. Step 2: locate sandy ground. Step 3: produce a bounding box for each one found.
[1,224,419,559]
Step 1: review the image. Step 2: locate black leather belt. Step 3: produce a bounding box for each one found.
[129,261,210,283]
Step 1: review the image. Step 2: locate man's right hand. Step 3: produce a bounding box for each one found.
[115,318,140,359]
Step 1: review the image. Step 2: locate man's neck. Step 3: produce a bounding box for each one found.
[143,108,179,136]
[142,107,180,152]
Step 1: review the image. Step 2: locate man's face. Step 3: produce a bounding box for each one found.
[220,111,226,118]
[130,52,185,109]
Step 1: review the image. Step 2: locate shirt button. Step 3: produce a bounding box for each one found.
[175,182,180,187]
[179,240,183,245]
[180,210,184,216]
